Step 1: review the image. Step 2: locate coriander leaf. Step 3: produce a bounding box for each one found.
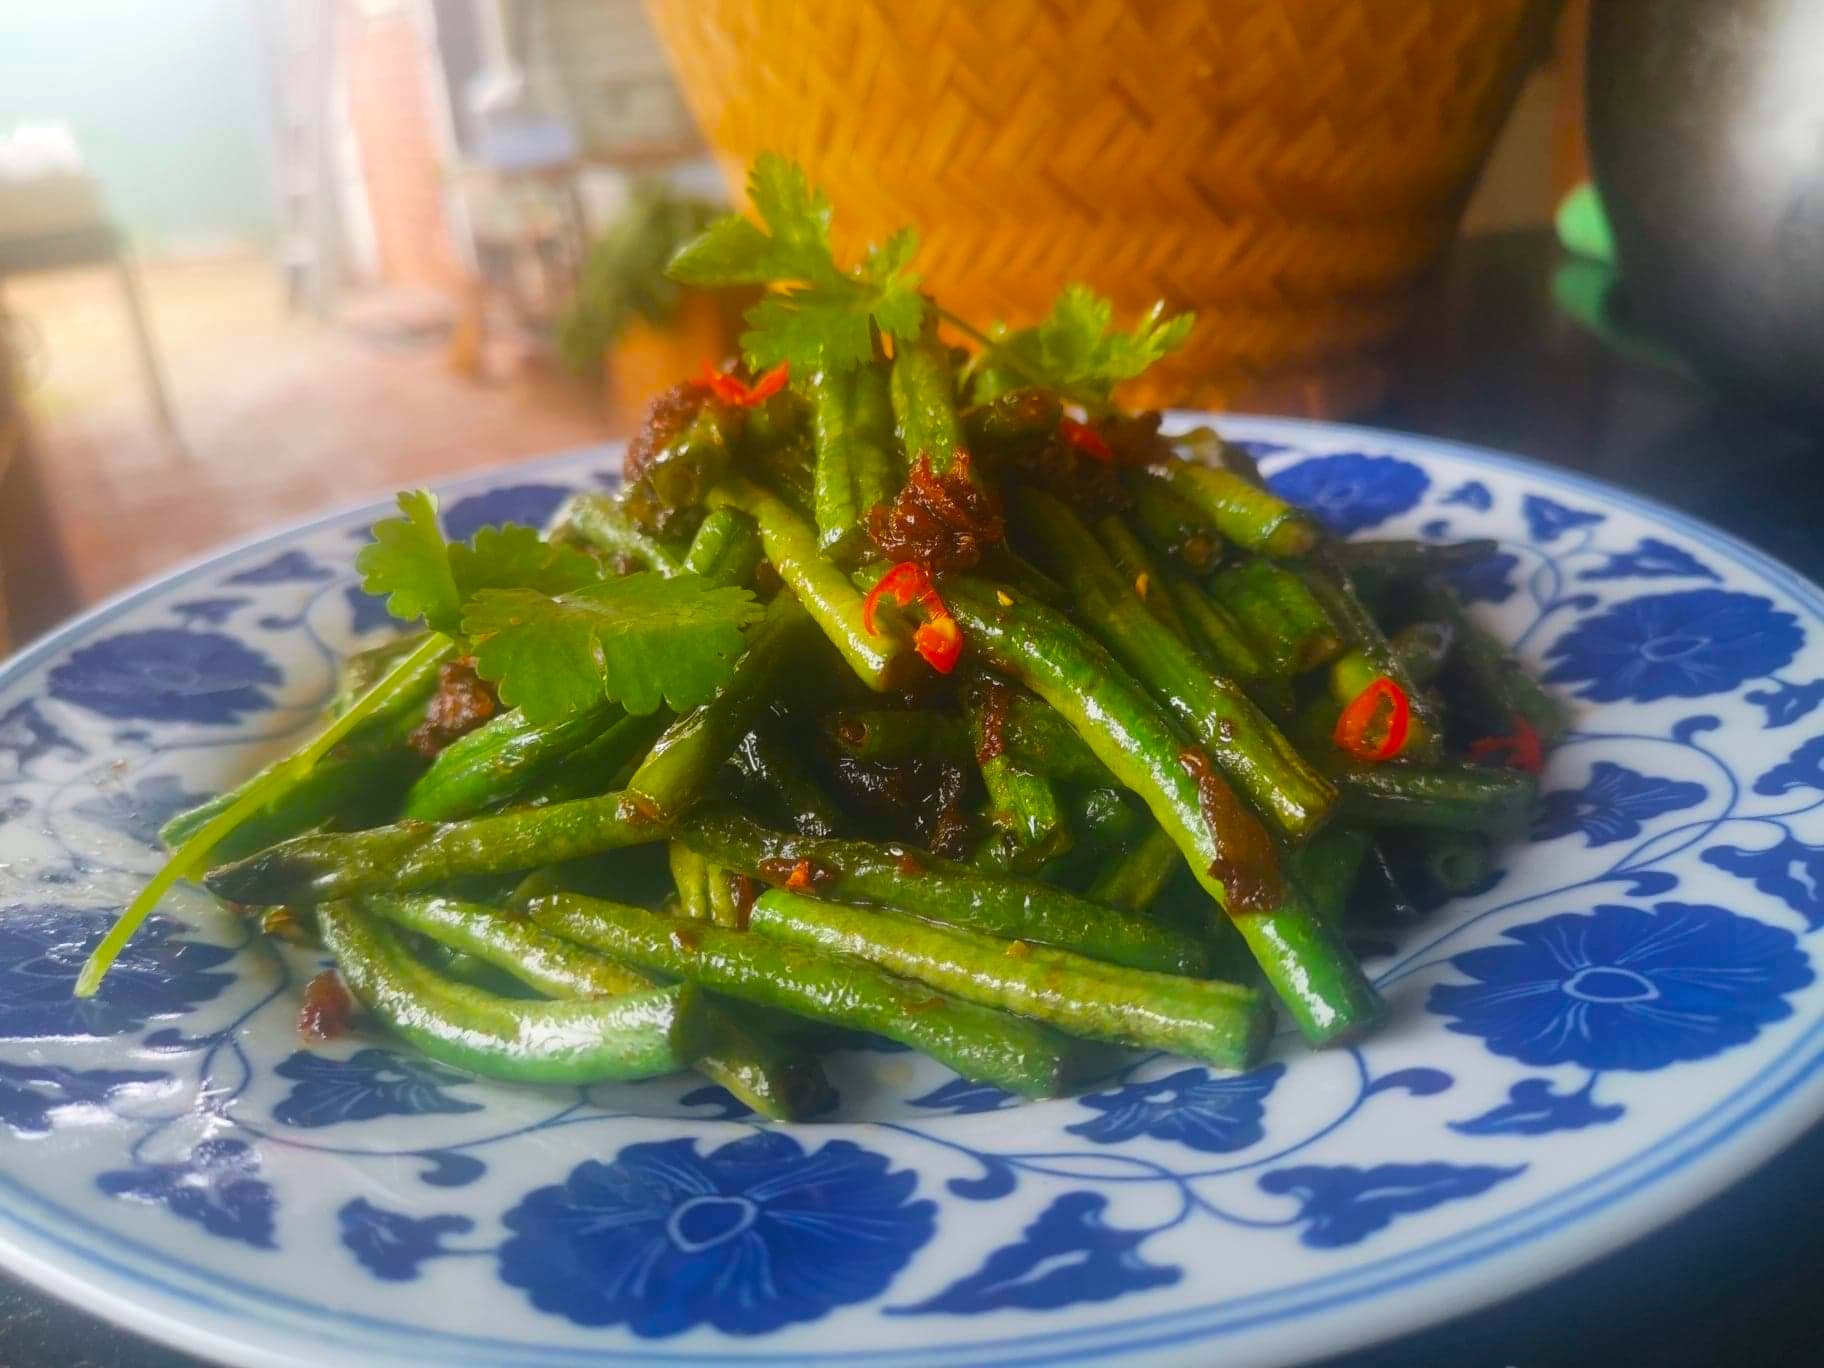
[462,573,763,723]
[968,285,1194,406]
[449,523,602,602]
[740,248,924,373]
[355,490,462,634]
[666,214,800,287]
[666,152,927,373]
[741,280,909,373]
[746,153,837,281]
[667,153,839,288]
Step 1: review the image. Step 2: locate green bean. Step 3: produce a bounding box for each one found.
[204,787,665,906]
[978,754,1070,871]
[730,725,842,838]
[1211,557,1344,674]
[810,364,898,559]
[1124,470,1223,572]
[329,631,447,718]
[676,806,1208,976]
[1331,538,1502,575]
[1086,825,1182,914]
[1074,787,1144,849]
[826,709,968,764]
[965,677,1069,867]
[890,323,967,475]
[168,644,446,854]
[669,839,711,920]
[1286,827,1372,924]
[1301,561,1445,761]
[402,703,620,823]
[533,893,1087,1096]
[1012,490,1335,842]
[1095,513,1191,639]
[559,491,688,574]
[161,730,427,861]
[944,577,1382,1044]
[978,544,1070,607]
[522,710,671,805]
[625,592,818,819]
[977,685,1112,786]
[363,891,831,1119]
[704,862,747,928]
[1326,759,1537,835]
[1421,581,1570,745]
[1391,621,1455,686]
[1419,831,1495,894]
[1162,459,1318,557]
[961,387,1062,464]
[317,901,703,1084]
[682,506,765,588]
[709,475,907,690]
[1167,577,1291,716]
[367,892,653,997]
[752,889,1270,1069]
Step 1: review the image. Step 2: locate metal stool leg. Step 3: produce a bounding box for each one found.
[112,244,179,438]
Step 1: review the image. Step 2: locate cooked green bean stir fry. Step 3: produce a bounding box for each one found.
[85,154,1558,1113]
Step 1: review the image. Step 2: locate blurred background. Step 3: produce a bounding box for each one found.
[0,0,1707,651]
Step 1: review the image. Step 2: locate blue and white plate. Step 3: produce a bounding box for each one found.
[2,416,1821,1367]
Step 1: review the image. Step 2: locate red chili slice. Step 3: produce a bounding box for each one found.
[913,613,963,673]
[861,560,965,673]
[1333,676,1412,762]
[695,360,790,407]
[861,562,932,635]
[1059,417,1113,461]
[1467,714,1544,773]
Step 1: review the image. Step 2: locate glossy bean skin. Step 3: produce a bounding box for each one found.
[944,576,1384,1045]
[365,893,832,1119]
[751,889,1270,1068]
[204,788,666,905]
[530,893,1085,1097]
[317,901,705,1084]
[560,491,689,573]
[1162,460,1319,557]
[676,806,1209,977]
[709,476,907,690]
[402,703,620,822]
[1012,489,1335,842]
[626,592,819,819]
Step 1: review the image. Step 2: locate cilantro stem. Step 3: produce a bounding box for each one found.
[934,306,1113,417]
[73,631,453,998]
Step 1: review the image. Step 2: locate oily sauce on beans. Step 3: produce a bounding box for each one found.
[623,382,706,487]
[970,677,1014,765]
[409,658,499,757]
[867,452,1005,571]
[298,970,356,1040]
[1178,748,1284,914]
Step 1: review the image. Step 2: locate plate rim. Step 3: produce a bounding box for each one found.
[2,414,1821,1367]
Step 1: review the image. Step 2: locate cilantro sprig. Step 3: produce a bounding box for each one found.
[958,284,1194,410]
[667,153,1191,407]
[357,490,762,721]
[666,153,927,374]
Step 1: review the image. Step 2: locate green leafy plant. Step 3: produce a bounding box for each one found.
[962,285,1196,408]
[556,183,728,374]
[667,153,927,375]
[359,491,762,720]
[668,153,1191,409]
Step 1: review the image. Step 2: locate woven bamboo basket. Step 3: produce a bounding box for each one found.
[643,0,1557,414]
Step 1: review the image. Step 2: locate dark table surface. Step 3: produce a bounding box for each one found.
[3,227,1822,1367]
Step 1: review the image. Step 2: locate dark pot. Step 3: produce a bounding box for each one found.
[1588,0,1824,426]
